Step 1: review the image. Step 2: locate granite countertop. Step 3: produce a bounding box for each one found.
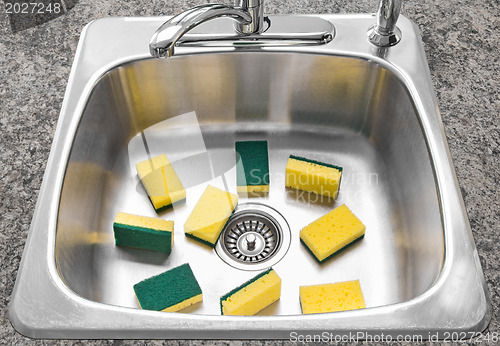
[1,0,498,344]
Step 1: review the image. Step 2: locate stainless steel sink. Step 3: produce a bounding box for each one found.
[9,14,490,339]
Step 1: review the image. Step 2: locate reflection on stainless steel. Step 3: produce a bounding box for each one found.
[55,52,444,313]
[368,0,402,47]
[9,14,490,339]
[150,0,334,58]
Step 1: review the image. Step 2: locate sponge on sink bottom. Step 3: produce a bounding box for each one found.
[133,263,203,312]
[136,154,186,211]
[300,280,366,314]
[235,140,270,193]
[184,185,238,247]
[220,268,281,316]
[285,155,342,199]
[300,204,365,262]
[113,212,173,253]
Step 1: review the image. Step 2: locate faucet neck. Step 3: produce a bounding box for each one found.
[368,0,402,47]
[235,0,265,34]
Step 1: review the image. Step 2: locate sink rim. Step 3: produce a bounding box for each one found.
[9,14,491,339]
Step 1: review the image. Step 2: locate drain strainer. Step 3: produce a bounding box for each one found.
[223,213,280,263]
[215,203,291,271]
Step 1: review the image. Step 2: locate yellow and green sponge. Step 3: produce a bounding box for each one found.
[220,268,281,315]
[133,263,203,312]
[235,140,270,194]
[300,204,365,262]
[285,155,342,199]
[136,154,186,211]
[184,185,238,247]
[113,212,173,253]
[300,280,366,314]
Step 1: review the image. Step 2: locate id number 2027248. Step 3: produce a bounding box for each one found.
[4,2,62,14]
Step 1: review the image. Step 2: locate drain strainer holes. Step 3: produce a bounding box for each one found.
[224,214,280,263]
[215,203,291,271]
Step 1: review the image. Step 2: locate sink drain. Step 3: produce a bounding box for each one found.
[216,203,291,271]
[223,213,280,263]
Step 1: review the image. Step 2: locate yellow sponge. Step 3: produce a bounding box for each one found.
[184,185,238,247]
[136,154,186,211]
[285,155,342,199]
[220,268,281,315]
[300,280,366,314]
[300,204,365,262]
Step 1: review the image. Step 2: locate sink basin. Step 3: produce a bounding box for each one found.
[9,15,490,339]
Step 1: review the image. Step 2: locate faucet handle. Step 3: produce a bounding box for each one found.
[234,0,265,34]
[368,0,402,47]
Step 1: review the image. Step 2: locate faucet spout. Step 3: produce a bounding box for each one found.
[150,4,252,58]
[149,0,334,58]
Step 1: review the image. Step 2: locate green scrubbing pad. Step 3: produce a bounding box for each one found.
[133,263,203,312]
[235,140,270,193]
[113,212,173,253]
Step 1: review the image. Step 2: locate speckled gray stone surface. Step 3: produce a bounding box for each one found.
[0,0,498,344]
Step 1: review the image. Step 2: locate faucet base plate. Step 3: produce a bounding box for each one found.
[179,15,334,47]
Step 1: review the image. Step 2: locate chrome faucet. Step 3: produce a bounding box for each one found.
[150,0,264,58]
[149,0,403,57]
[368,0,402,47]
[149,0,334,58]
